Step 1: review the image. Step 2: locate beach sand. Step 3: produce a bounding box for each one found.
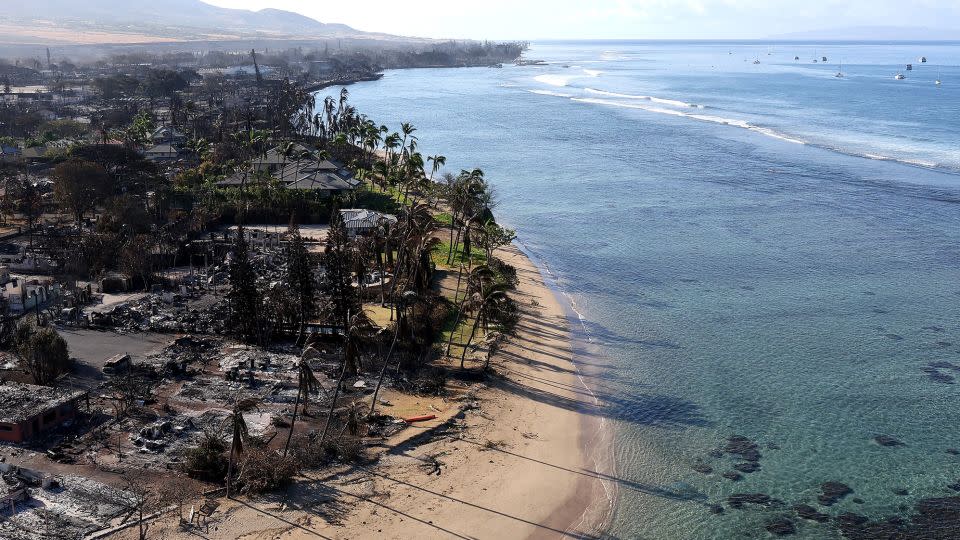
[110,245,609,539]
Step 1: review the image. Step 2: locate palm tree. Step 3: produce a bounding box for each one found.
[370,290,415,416]
[427,155,446,182]
[224,396,258,498]
[446,264,493,357]
[320,311,374,442]
[460,284,511,368]
[383,133,401,184]
[282,356,321,457]
[400,122,416,151]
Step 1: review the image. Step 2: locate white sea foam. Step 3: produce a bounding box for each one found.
[534,74,579,87]
[583,69,604,77]
[585,88,706,109]
[527,89,575,98]
[572,97,806,145]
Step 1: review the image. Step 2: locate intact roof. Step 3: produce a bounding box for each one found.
[286,172,356,192]
[144,144,180,154]
[151,126,186,139]
[255,144,316,166]
[339,209,397,229]
[0,382,84,424]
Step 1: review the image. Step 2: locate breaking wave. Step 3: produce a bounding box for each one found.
[585,88,706,109]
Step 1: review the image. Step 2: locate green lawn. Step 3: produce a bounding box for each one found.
[433,212,453,226]
[431,240,486,270]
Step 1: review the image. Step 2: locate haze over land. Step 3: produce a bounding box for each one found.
[0,0,401,46]
[205,0,960,41]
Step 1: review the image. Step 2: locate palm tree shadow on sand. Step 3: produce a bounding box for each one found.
[497,375,712,429]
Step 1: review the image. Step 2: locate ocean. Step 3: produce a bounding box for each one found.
[338,41,960,538]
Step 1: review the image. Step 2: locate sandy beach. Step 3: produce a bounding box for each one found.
[110,244,611,539]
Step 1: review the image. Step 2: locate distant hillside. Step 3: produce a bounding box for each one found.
[0,0,394,44]
[770,26,960,41]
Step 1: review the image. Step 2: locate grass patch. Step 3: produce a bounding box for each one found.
[432,239,486,270]
[352,186,401,214]
[437,302,489,362]
[433,212,453,226]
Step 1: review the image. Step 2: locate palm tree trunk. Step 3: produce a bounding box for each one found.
[446,211,458,262]
[369,326,400,416]
[320,357,349,443]
[460,310,483,369]
[226,444,235,498]
[282,386,302,457]
[446,299,467,358]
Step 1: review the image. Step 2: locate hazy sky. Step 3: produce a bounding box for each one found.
[202,0,960,40]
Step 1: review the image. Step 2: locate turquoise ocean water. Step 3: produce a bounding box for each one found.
[340,41,960,538]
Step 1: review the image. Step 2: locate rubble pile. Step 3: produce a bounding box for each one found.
[0,474,133,540]
[89,293,229,334]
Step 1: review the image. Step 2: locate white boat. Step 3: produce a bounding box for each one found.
[920,56,928,63]
[936,68,942,86]
[835,60,844,78]
[895,72,906,80]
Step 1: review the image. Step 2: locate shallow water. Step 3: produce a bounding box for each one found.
[340,41,960,538]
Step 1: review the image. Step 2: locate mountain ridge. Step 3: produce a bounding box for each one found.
[0,0,389,44]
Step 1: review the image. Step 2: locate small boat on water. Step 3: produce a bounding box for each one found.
[794,56,800,61]
[920,56,928,63]
[822,56,828,62]
[835,60,844,78]
[906,64,913,71]
[753,58,761,65]
[895,72,906,80]
[936,68,942,86]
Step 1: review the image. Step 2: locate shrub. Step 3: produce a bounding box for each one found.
[15,321,70,385]
[182,432,227,482]
[237,448,298,494]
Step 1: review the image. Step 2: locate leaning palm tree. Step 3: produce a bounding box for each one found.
[320,311,375,442]
[370,290,416,416]
[283,356,321,457]
[460,283,511,368]
[427,155,446,182]
[224,396,259,498]
[446,264,494,357]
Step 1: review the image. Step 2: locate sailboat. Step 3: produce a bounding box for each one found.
[936,68,942,86]
[835,60,844,78]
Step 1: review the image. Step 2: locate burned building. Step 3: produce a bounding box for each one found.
[0,383,85,443]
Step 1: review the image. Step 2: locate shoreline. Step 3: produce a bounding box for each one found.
[512,240,618,537]
[109,242,612,539]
